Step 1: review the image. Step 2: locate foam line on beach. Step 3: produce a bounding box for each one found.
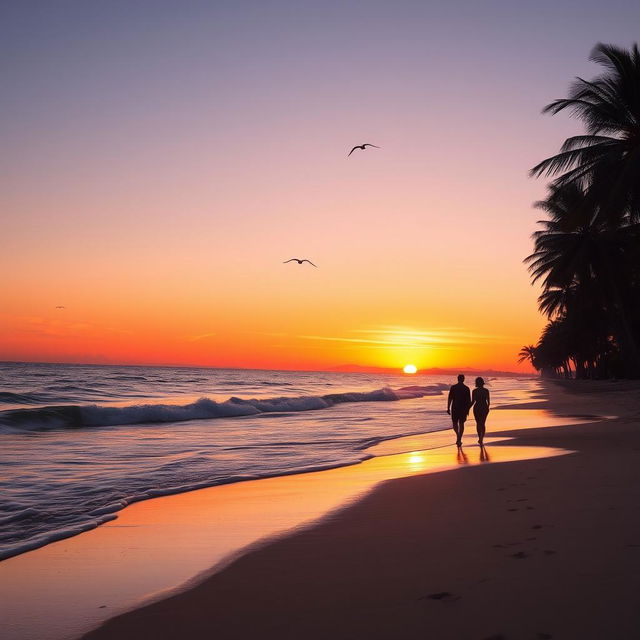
[0,454,383,561]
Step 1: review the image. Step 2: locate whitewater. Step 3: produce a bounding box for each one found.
[0,362,535,561]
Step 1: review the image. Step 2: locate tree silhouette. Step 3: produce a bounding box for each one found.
[530,43,640,225]
[524,43,640,378]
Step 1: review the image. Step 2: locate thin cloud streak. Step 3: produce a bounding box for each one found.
[6,316,133,340]
[355,326,513,343]
[187,332,217,342]
[300,325,514,350]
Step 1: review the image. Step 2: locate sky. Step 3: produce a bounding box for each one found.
[2,0,640,372]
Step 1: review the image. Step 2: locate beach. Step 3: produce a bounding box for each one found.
[73,380,639,639]
[1,370,565,640]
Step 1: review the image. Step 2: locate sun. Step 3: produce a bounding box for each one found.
[403,364,418,374]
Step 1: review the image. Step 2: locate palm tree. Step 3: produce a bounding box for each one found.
[527,184,601,292]
[526,183,616,298]
[517,345,538,369]
[530,43,640,224]
[526,43,640,377]
[525,183,640,376]
[535,319,574,378]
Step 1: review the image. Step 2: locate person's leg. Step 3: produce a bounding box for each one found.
[451,415,460,444]
[475,412,486,445]
[457,417,465,444]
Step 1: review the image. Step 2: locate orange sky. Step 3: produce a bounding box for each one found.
[5,2,636,372]
[3,143,544,371]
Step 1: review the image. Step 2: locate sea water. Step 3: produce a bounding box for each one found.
[0,362,535,560]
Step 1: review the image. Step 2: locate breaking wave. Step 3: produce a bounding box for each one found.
[0,384,448,433]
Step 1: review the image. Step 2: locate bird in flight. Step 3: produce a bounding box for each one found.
[348,143,380,157]
[283,258,317,267]
[55,306,66,309]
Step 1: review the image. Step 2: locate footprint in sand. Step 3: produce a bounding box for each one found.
[544,549,557,555]
[532,524,543,529]
[421,591,460,602]
[511,551,529,559]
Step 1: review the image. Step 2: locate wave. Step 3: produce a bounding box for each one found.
[43,384,110,392]
[0,384,448,433]
[0,513,120,561]
[0,387,123,406]
[0,391,45,405]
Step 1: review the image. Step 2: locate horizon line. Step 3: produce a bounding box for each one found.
[0,359,536,377]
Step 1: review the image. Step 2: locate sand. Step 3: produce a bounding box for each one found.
[82,380,640,639]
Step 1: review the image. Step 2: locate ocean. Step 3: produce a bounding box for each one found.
[0,362,536,561]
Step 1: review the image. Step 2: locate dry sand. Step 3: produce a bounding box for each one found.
[84,381,640,640]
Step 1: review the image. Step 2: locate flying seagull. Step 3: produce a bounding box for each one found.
[55,306,66,309]
[348,143,380,157]
[283,258,317,267]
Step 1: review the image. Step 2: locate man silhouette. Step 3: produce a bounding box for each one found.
[447,374,471,447]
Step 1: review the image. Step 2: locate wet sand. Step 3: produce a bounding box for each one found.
[81,380,640,639]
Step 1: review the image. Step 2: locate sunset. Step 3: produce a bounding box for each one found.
[3,2,640,639]
[0,1,585,374]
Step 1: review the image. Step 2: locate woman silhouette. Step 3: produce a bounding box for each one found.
[470,377,490,446]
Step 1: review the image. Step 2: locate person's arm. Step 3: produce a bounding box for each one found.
[447,387,452,414]
[469,388,476,410]
[466,387,472,410]
[487,389,490,410]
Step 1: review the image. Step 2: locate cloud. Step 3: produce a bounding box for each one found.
[299,325,513,350]
[355,326,512,344]
[186,332,218,342]
[3,315,132,340]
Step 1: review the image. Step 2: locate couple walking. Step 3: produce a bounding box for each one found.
[446,374,490,447]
